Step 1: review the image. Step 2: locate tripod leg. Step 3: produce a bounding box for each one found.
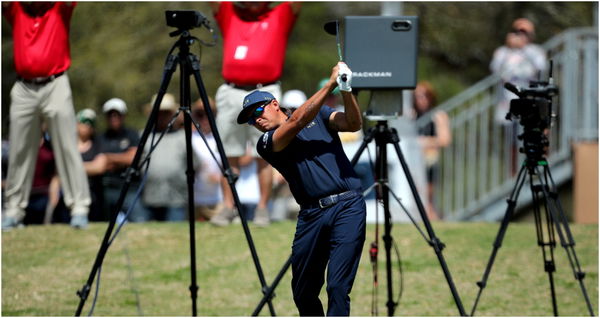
[188,55,277,316]
[372,124,396,316]
[75,55,179,316]
[388,127,467,316]
[471,164,528,315]
[529,170,559,316]
[536,165,595,316]
[179,48,200,316]
[350,127,375,166]
[252,256,293,316]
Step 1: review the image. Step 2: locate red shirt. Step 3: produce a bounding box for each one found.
[215,2,296,85]
[3,2,75,79]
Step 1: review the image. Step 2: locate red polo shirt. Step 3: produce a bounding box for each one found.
[3,2,75,79]
[215,2,297,85]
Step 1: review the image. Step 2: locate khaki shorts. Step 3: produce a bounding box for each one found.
[215,83,282,157]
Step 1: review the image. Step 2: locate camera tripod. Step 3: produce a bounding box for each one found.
[251,120,468,317]
[471,128,595,316]
[75,27,278,316]
[351,120,466,316]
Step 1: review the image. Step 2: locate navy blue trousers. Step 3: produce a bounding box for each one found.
[291,195,366,316]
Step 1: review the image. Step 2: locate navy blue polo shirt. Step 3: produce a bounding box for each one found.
[257,106,362,206]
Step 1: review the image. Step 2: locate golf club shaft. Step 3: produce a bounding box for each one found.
[335,22,347,82]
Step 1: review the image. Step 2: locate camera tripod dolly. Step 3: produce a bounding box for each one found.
[471,81,595,316]
[75,13,277,316]
[350,120,467,316]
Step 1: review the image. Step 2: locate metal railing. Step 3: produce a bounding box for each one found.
[416,27,598,221]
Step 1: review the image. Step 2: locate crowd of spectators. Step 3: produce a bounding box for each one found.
[1,0,545,228]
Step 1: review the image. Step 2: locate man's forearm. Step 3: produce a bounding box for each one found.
[105,148,136,168]
[341,91,362,131]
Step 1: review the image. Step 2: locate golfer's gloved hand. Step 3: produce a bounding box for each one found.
[337,62,353,92]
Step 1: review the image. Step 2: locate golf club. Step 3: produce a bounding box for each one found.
[324,20,347,82]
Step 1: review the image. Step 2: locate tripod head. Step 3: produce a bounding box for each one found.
[504,60,558,164]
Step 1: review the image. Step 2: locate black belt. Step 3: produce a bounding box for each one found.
[226,81,278,91]
[300,190,361,210]
[17,72,64,85]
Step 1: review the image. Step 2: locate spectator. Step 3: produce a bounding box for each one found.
[491,18,547,119]
[23,131,60,225]
[2,2,91,229]
[490,18,547,174]
[98,98,145,222]
[413,81,451,220]
[236,145,261,223]
[141,93,193,222]
[76,109,107,221]
[208,1,301,226]
[281,89,307,112]
[191,98,223,221]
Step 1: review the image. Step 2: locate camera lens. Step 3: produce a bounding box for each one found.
[391,20,411,31]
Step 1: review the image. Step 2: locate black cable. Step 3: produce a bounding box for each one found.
[370,193,380,316]
[392,238,404,307]
[86,118,175,315]
[363,142,402,313]
[86,161,151,316]
[122,230,144,316]
[87,266,101,316]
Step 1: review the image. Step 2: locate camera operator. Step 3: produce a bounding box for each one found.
[237,62,365,316]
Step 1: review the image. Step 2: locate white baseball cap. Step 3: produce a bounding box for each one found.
[102,98,127,114]
[281,90,307,109]
[151,93,178,112]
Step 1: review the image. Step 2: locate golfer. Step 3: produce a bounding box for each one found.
[237,62,366,316]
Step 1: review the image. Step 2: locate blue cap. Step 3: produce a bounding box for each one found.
[236,90,275,124]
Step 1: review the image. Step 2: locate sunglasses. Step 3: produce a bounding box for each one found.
[247,100,271,125]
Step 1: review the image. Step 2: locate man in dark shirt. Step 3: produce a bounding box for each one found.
[237,62,365,316]
[98,98,146,222]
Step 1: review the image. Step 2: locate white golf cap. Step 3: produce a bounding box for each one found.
[102,98,127,114]
[281,90,307,109]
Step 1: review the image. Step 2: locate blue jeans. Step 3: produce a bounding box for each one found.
[291,195,366,316]
[24,193,48,225]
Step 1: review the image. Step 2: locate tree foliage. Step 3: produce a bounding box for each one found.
[1,2,594,136]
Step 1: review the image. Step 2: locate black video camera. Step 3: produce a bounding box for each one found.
[165,10,207,30]
[504,79,558,130]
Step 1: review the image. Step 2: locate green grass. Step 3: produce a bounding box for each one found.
[2,221,598,316]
